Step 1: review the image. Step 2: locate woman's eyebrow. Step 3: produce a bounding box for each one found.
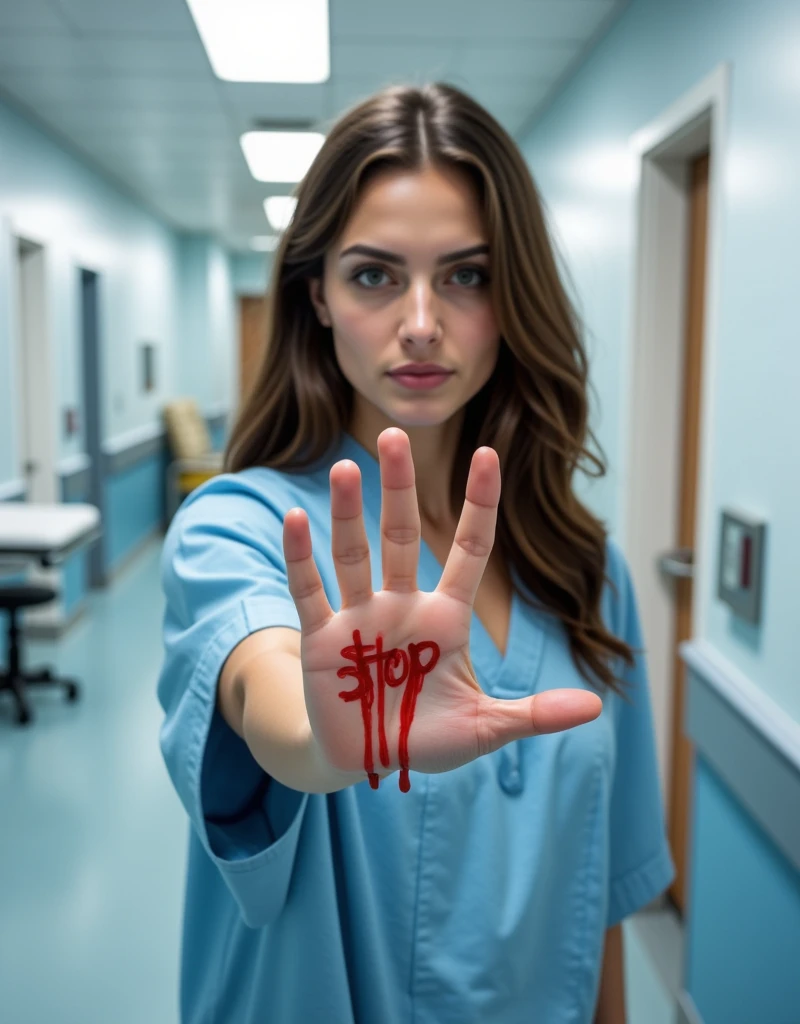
[338,243,489,265]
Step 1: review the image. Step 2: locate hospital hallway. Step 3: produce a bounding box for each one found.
[0,536,683,1024]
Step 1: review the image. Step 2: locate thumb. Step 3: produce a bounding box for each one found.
[486,688,603,749]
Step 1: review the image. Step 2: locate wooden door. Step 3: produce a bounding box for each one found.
[668,152,710,913]
[239,294,269,403]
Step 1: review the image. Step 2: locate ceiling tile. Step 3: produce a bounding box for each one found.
[0,70,225,111]
[451,41,582,79]
[0,1,71,31]
[220,82,329,129]
[81,36,215,75]
[331,41,459,81]
[331,0,619,42]
[461,79,553,114]
[0,33,108,71]
[41,106,232,136]
[56,0,196,35]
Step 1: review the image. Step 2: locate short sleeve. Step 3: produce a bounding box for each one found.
[156,473,309,928]
[605,540,676,927]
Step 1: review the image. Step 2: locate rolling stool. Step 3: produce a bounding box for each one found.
[0,584,80,726]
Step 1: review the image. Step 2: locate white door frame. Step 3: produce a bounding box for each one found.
[8,227,64,626]
[620,62,731,797]
[12,232,58,504]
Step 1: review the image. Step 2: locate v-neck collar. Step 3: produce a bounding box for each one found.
[334,432,547,696]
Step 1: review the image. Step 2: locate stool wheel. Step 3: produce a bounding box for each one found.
[66,681,80,702]
[17,704,32,726]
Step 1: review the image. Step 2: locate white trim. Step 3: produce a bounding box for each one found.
[57,452,91,477]
[681,637,800,775]
[102,421,164,455]
[620,62,731,799]
[0,478,26,501]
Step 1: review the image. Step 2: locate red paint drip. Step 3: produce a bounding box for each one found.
[337,630,439,792]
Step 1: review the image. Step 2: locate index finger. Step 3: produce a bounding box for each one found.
[435,447,500,610]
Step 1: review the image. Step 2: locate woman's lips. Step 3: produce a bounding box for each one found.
[387,371,454,390]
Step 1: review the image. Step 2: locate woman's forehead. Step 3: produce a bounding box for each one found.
[335,168,486,256]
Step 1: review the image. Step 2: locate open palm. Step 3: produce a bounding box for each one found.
[283,427,602,792]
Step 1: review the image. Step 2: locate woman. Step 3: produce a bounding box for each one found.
[157,82,674,1024]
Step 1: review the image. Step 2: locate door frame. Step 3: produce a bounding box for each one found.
[79,267,109,587]
[12,231,58,505]
[620,63,730,815]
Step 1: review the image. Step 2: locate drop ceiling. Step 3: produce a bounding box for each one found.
[0,0,629,251]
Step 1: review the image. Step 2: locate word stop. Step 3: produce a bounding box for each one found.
[337,628,440,792]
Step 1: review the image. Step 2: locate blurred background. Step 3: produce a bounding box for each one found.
[1,1,798,1022]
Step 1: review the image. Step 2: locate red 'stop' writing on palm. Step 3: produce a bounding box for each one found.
[337,629,440,792]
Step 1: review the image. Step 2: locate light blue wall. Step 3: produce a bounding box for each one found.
[176,235,237,412]
[515,1,800,1019]
[0,98,179,477]
[517,0,798,726]
[230,251,270,296]
[687,756,800,1024]
[0,93,236,585]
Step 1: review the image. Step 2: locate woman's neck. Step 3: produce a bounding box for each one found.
[348,408,463,527]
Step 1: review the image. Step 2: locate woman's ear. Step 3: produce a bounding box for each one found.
[307,277,331,327]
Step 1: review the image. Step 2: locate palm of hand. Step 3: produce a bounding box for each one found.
[301,588,488,790]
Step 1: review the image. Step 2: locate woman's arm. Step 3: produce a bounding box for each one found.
[594,924,627,1024]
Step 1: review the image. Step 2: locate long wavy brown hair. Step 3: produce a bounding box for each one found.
[225,82,638,697]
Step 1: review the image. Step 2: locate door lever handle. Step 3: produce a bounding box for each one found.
[657,547,694,579]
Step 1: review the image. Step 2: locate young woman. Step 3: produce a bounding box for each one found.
[157,82,674,1024]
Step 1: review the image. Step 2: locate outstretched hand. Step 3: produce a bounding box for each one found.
[283,428,602,792]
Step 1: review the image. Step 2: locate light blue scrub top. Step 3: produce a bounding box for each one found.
[157,432,675,1024]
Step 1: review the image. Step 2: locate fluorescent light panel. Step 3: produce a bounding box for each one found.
[185,0,330,83]
[264,197,297,231]
[241,131,325,182]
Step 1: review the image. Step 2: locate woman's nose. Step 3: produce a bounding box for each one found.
[401,279,440,344]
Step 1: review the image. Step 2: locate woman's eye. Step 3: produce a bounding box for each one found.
[353,267,390,288]
[452,267,488,287]
[351,265,489,289]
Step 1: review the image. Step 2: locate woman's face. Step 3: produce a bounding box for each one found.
[308,163,501,432]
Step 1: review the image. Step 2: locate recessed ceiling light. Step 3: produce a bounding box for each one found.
[185,0,330,83]
[241,131,325,183]
[251,235,280,251]
[264,197,298,231]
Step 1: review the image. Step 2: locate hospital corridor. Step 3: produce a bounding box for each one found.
[1,2,799,1023]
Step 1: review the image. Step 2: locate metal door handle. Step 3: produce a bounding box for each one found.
[657,547,694,579]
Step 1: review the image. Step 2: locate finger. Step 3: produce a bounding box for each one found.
[435,447,500,609]
[283,508,335,635]
[378,428,420,593]
[484,689,604,751]
[330,459,374,608]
